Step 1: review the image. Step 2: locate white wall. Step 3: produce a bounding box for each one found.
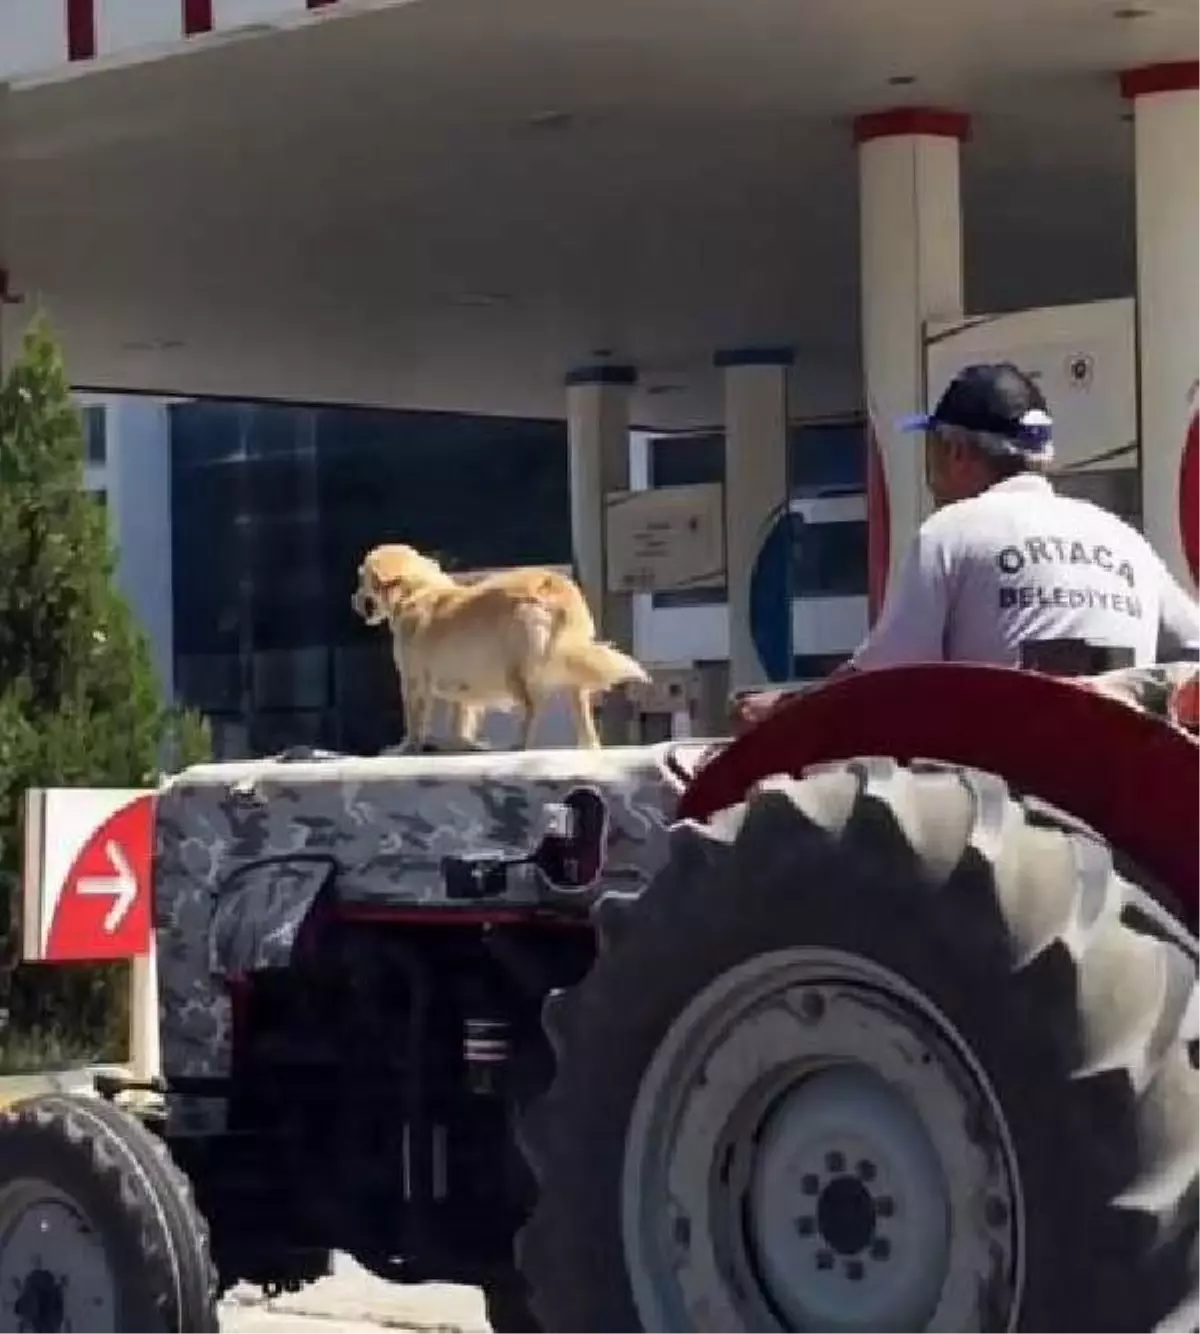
[637,596,867,674]
[80,395,175,701]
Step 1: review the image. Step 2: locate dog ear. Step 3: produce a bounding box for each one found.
[363,545,409,587]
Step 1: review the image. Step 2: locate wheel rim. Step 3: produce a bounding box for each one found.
[621,948,1024,1332]
[0,1181,117,1332]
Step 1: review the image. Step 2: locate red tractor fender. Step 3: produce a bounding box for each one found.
[679,663,1198,926]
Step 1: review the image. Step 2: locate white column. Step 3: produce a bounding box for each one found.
[1121,63,1199,591]
[565,364,635,652]
[718,347,793,691]
[855,108,967,619]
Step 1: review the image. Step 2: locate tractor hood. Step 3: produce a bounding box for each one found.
[155,741,713,909]
[152,741,719,1102]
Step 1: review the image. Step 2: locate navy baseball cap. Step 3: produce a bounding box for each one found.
[900,362,1054,457]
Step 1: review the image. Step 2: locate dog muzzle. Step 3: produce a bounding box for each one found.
[351,588,378,621]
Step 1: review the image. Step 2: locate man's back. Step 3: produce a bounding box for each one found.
[931,474,1191,667]
[852,472,1200,673]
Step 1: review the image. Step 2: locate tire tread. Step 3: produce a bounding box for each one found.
[517,760,1198,1332]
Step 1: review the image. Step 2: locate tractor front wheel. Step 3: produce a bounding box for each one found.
[517,760,1198,1332]
[0,1093,218,1332]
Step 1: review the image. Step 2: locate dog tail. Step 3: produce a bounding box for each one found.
[545,637,651,692]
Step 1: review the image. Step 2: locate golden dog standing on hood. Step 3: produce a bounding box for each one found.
[352,544,650,749]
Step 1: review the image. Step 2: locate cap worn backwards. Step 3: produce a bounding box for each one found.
[899,362,1054,460]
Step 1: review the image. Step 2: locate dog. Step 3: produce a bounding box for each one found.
[352,543,650,749]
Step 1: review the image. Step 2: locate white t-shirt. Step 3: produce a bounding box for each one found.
[852,473,1200,672]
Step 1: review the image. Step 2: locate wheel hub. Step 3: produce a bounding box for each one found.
[0,1184,116,1332]
[745,1063,956,1330]
[621,948,1024,1332]
[815,1174,876,1256]
[14,1269,65,1331]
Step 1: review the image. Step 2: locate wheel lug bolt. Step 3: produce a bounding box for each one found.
[870,1237,891,1260]
[798,991,825,1022]
[801,1173,821,1195]
[846,1259,865,1281]
[794,1216,816,1236]
[816,1250,834,1271]
[856,1158,877,1182]
[876,1195,895,1218]
[825,1150,845,1173]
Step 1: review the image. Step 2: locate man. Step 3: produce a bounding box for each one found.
[735,361,1200,730]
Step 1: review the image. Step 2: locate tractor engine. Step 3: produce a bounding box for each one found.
[150,742,696,1297]
[175,910,593,1294]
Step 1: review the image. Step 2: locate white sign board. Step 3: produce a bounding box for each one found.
[605,483,726,594]
[22,788,156,963]
[926,298,1136,474]
[22,787,163,1081]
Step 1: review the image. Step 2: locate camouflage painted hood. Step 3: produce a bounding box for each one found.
[154,741,709,908]
[152,741,714,1108]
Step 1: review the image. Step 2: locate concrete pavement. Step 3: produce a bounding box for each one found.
[224,1314,414,1332]
[220,1256,489,1333]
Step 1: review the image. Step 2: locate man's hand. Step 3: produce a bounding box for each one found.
[730,690,782,734]
[729,685,806,735]
[729,664,858,736]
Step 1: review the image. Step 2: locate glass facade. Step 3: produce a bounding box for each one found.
[169,401,571,758]
[82,404,107,465]
[649,419,868,608]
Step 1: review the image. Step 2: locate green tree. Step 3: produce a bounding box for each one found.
[0,316,210,1071]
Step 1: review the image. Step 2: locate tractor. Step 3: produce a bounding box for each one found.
[0,661,1195,1332]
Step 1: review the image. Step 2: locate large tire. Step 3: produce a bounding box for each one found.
[517,760,1199,1332]
[0,1092,219,1332]
[483,1275,540,1332]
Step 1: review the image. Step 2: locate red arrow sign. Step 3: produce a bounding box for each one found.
[44,795,155,962]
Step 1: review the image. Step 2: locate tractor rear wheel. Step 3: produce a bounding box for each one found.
[516,760,1199,1332]
[482,1275,539,1332]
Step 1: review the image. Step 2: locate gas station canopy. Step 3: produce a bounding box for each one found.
[1,0,1194,427]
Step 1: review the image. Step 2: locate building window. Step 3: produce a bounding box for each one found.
[791,518,868,599]
[170,399,570,757]
[82,405,107,465]
[789,420,866,496]
[91,488,107,512]
[646,419,866,496]
[651,584,728,609]
[648,432,724,488]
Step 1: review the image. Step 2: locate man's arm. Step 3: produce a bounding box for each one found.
[729,525,951,733]
[847,523,951,672]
